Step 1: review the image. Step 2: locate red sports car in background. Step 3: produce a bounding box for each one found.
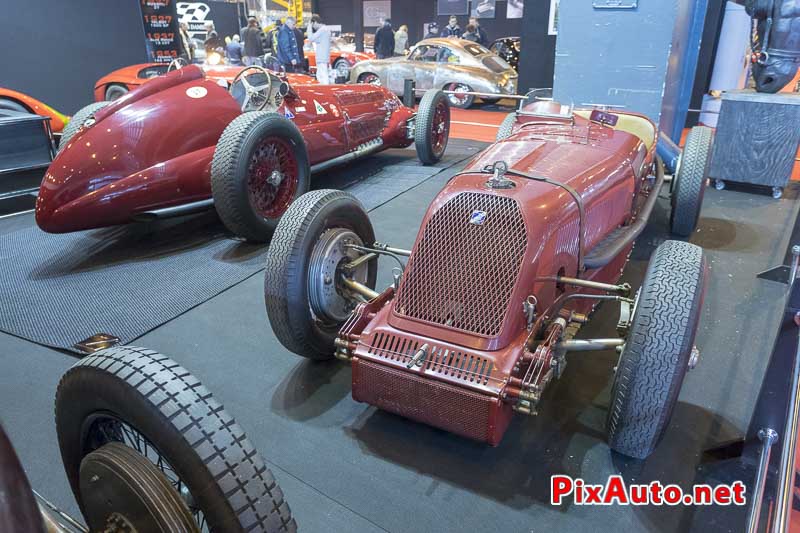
[94,62,316,101]
[39,64,451,242]
[303,40,375,80]
[0,87,69,133]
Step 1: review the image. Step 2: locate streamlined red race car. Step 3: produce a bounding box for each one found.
[38,64,451,242]
[264,98,714,459]
[93,62,316,101]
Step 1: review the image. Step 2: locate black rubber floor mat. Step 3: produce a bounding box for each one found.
[0,147,481,353]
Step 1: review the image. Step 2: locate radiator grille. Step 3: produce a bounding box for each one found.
[395,192,527,337]
[352,358,494,442]
[366,331,493,385]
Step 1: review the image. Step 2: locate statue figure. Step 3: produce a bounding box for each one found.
[740,0,800,92]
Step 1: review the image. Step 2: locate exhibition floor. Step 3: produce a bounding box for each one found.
[0,131,798,531]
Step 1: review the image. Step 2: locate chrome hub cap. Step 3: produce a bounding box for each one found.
[308,229,368,323]
[267,169,284,188]
[688,345,700,370]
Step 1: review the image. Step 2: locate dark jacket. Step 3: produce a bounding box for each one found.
[442,24,461,38]
[277,24,300,66]
[475,26,488,47]
[204,31,223,55]
[241,26,264,57]
[374,24,395,59]
[226,41,244,64]
[462,31,479,43]
[294,27,305,61]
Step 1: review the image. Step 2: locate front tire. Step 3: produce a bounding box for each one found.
[495,112,517,141]
[57,101,110,153]
[670,126,714,237]
[265,190,377,359]
[415,90,450,165]
[55,345,296,532]
[105,83,129,101]
[211,112,310,242]
[606,240,707,459]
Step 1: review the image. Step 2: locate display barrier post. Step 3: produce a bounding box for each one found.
[403,80,416,108]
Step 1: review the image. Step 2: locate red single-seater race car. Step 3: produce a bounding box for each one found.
[93,61,317,101]
[38,64,451,242]
[264,96,714,459]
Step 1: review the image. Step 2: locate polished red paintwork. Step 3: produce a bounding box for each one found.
[38,64,414,233]
[93,63,316,102]
[0,87,69,133]
[304,49,374,73]
[350,108,656,445]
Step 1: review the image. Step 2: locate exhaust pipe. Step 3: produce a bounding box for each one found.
[311,138,384,174]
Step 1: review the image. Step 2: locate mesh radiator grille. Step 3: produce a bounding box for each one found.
[352,358,495,443]
[395,192,528,337]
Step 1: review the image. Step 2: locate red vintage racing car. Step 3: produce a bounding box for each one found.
[93,61,316,101]
[0,346,295,532]
[38,64,450,242]
[264,98,713,459]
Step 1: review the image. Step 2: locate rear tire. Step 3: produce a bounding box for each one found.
[670,126,713,237]
[415,90,450,165]
[606,240,707,459]
[55,345,296,532]
[495,112,517,142]
[357,72,381,86]
[104,83,129,101]
[58,101,109,153]
[333,58,351,81]
[265,190,377,359]
[445,83,474,109]
[211,112,310,242]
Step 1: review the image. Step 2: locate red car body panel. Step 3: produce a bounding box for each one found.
[39,65,414,233]
[93,63,316,102]
[305,50,374,72]
[0,87,69,133]
[348,110,655,445]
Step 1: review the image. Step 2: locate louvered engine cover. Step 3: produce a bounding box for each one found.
[393,192,528,338]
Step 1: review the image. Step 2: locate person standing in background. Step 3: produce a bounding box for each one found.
[394,24,409,55]
[442,16,461,38]
[462,24,479,43]
[226,34,244,65]
[468,17,488,47]
[307,14,332,84]
[374,18,395,59]
[277,17,300,72]
[424,22,439,40]
[267,20,282,55]
[179,22,195,62]
[294,23,307,72]
[203,23,224,57]
[241,16,264,66]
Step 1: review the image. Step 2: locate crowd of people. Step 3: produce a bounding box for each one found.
[176,14,491,85]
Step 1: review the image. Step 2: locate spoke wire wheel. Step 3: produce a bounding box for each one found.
[430,99,450,157]
[446,83,473,108]
[334,59,351,79]
[78,441,198,532]
[247,137,299,219]
[415,90,450,165]
[308,229,368,323]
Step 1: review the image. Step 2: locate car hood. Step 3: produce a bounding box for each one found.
[38,68,240,231]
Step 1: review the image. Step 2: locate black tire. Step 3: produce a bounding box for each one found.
[0,97,29,115]
[55,345,297,532]
[415,90,450,165]
[58,101,109,153]
[211,112,310,242]
[444,83,474,109]
[265,189,377,359]
[495,112,517,142]
[0,425,44,533]
[607,240,707,459]
[104,83,129,101]
[670,126,713,237]
[357,72,381,85]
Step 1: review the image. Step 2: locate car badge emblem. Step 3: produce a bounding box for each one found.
[185,86,208,99]
[313,99,328,115]
[469,210,487,225]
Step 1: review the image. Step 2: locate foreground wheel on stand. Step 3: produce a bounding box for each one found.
[495,112,517,142]
[55,345,296,532]
[211,112,310,242]
[670,126,714,237]
[265,190,378,359]
[606,240,707,459]
[58,101,110,153]
[415,90,450,165]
